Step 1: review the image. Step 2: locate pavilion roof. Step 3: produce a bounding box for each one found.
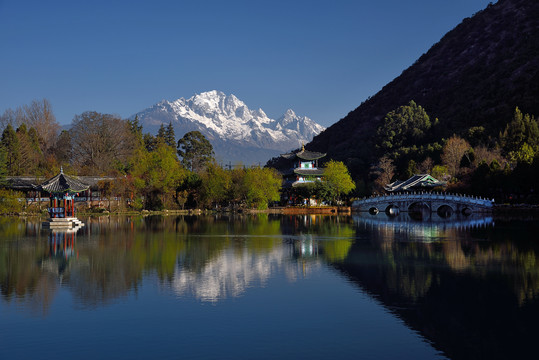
[385,174,446,192]
[281,145,326,161]
[36,169,90,194]
[293,168,325,176]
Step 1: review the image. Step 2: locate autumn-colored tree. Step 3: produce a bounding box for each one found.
[371,156,395,194]
[472,146,506,170]
[441,135,470,177]
[417,157,434,174]
[22,99,60,154]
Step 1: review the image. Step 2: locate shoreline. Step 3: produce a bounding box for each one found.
[4,204,539,217]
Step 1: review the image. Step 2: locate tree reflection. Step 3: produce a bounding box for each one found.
[1,213,539,360]
[338,214,539,359]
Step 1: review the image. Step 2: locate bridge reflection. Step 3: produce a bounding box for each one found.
[354,212,494,241]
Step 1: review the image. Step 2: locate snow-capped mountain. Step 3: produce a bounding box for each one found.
[132,90,325,164]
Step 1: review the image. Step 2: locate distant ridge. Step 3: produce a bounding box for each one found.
[132,90,325,165]
[308,0,539,178]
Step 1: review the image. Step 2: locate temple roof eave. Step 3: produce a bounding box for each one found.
[280,145,326,161]
[385,174,446,192]
[36,172,90,194]
[293,169,325,176]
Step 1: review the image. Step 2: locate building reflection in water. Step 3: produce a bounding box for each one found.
[41,226,83,282]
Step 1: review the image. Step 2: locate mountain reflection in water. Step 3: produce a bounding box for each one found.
[0,214,538,359]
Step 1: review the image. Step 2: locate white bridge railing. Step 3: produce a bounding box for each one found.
[353,192,494,208]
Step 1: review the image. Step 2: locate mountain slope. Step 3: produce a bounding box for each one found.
[133,90,325,164]
[308,0,539,178]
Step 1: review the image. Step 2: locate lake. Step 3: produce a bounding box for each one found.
[1,213,538,359]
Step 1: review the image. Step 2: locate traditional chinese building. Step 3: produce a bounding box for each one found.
[37,168,89,228]
[280,145,326,204]
[385,174,446,193]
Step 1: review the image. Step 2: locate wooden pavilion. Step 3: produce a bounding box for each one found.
[37,168,89,228]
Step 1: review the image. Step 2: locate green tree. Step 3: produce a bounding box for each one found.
[0,146,7,184]
[177,131,214,172]
[177,171,202,209]
[500,107,539,162]
[157,124,166,142]
[318,160,356,204]
[1,124,20,175]
[198,162,230,208]
[143,133,158,152]
[376,100,434,153]
[431,164,449,180]
[243,167,281,209]
[165,122,176,147]
[131,143,186,210]
[0,189,24,214]
[16,124,42,175]
[127,116,143,148]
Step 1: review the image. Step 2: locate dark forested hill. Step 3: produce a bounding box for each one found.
[308,0,539,179]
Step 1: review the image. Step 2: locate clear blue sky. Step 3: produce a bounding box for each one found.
[0,0,494,127]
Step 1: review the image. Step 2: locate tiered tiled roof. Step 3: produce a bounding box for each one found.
[281,145,326,161]
[385,174,446,192]
[293,169,325,176]
[36,169,90,194]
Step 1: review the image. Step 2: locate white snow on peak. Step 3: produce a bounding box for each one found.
[133,90,326,152]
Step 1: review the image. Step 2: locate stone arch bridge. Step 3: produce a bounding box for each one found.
[352,192,494,216]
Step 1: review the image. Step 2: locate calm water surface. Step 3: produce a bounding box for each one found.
[1,213,538,359]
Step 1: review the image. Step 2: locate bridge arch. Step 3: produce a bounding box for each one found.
[408,201,430,212]
[437,204,453,218]
[408,202,430,220]
[352,192,493,214]
[385,205,400,216]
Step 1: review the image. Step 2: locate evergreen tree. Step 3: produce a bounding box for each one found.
[0,145,7,184]
[376,100,434,153]
[164,122,175,147]
[16,124,42,175]
[156,124,166,142]
[1,124,20,175]
[500,107,539,163]
[127,115,143,147]
[144,133,158,152]
[177,131,214,172]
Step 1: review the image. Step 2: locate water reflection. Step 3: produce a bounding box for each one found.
[1,215,539,359]
[354,212,494,242]
[341,214,539,359]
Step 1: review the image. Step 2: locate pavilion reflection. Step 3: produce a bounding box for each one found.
[41,226,83,278]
